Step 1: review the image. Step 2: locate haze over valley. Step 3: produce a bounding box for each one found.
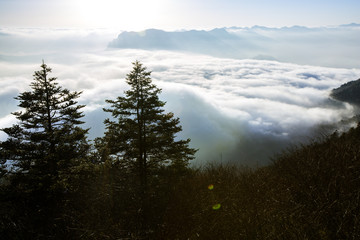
[0,25,359,165]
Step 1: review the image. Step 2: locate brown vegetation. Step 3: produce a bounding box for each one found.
[158,124,360,239]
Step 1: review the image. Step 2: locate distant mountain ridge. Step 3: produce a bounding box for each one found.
[107,24,360,68]
[108,28,249,59]
[331,79,360,106]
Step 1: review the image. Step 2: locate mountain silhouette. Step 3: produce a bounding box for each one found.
[108,28,256,59]
[107,25,360,68]
[331,78,360,106]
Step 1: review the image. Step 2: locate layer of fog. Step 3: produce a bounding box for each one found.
[0,28,118,63]
[0,28,360,166]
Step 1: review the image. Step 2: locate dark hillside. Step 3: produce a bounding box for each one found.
[3,123,360,239]
[331,78,360,106]
[160,124,360,239]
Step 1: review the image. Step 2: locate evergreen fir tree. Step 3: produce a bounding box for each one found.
[0,61,89,238]
[100,60,197,235]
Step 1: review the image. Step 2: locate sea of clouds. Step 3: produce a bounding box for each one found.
[0,27,359,165]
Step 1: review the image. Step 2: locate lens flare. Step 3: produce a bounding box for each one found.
[212,203,221,210]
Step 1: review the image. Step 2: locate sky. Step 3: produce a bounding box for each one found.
[0,0,360,30]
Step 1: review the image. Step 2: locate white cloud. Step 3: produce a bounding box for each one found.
[0,29,359,165]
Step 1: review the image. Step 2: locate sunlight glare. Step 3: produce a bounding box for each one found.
[74,0,165,30]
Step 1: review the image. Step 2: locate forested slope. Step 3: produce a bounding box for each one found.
[160,124,360,239]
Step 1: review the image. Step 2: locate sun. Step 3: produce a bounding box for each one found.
[74,0,167,30]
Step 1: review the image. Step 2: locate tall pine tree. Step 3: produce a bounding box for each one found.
[99,61,197,236]
[0,61,89,238]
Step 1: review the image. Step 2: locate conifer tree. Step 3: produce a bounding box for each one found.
[100,60,197,235]
[0,61,89,237]
[1,60,89,183]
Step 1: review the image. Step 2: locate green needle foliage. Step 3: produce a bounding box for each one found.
[101,60,196,167]
[97,60,197,236]
[0,61,90,238]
